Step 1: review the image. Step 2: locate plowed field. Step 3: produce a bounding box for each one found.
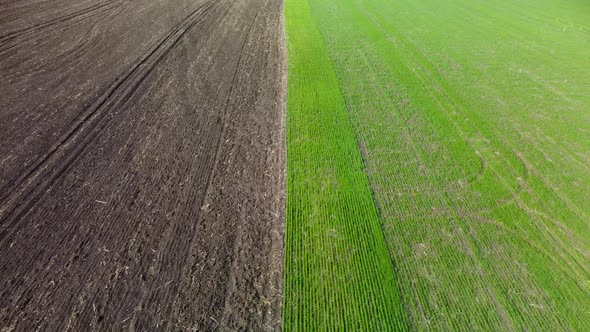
[0,0,285,330]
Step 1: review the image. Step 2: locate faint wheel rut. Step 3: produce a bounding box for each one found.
[0,0,219,235]
[0,1,121,54]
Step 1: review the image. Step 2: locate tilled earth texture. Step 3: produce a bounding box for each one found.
[0,0,286,330]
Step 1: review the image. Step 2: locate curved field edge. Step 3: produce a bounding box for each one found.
[281,0,407,329]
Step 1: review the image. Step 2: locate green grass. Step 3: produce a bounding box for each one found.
[282,0,407,329]
[283,0,590,330]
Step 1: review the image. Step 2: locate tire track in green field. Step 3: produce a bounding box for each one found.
[282,0,408,329]
[314,0,589,328]
[284,0,590,330]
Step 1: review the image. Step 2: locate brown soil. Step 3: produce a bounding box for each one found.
[0,0,285,330]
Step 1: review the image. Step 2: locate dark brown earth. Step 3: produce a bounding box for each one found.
[0,0,286,330]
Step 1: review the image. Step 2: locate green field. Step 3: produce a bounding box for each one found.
[283,0,590,330]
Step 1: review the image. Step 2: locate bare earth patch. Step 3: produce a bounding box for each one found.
[0,0,285,330]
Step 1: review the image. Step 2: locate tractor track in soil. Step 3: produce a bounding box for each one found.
[0,0,285,330]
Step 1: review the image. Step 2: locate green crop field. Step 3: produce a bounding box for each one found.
[283,0,590,330]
